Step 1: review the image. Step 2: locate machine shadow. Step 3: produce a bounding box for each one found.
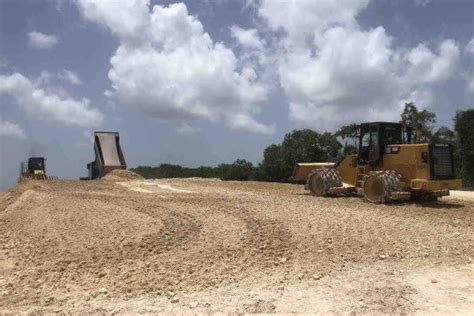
[391,200,465,209]
[295,192,465,209]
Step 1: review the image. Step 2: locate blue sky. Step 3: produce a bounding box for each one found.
[0,0,473,190]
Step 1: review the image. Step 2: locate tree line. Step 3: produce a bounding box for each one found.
[132,104,474,186]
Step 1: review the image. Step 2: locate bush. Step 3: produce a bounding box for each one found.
[454,109,474,186]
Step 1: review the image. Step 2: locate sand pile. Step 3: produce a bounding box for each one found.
[101,169,144,181]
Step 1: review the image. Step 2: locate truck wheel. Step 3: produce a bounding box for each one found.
[307,168,342,196]
[363,170,404,203]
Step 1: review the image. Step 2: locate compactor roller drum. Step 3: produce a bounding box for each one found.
[307,168,342,196]
[293,122,463,204]
[363,170,405,203]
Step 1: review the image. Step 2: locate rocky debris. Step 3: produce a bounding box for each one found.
[242,299,276,313]
[312,273,322,280]
[170,297,180,303]
[99,288,108,294]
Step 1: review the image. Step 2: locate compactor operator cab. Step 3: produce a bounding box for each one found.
[357,122,411,165]
[27,157,46,174]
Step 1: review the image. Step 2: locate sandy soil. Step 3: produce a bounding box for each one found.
[446,190,474,202]
[0,177,473,314]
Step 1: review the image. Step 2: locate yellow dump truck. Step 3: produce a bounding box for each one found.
[293,122,462,203]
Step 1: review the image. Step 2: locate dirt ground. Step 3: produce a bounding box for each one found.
[0,177,473,314]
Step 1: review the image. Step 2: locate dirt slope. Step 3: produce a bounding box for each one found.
[0,178,473,314]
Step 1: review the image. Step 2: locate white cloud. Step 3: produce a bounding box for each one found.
[230,25,265,51]
[465,39,474,55]
[256,0,461,130]
[402,89,434,109]
[228,113,275,135]
[78,0,151,43]
[0,120,26,139]
[259,0,370,46]
[0,72,103,127]
[36,69,81,86]
[60,70,81,85]
[406,40,460,83]
[78,1,273,134]
[27,31,58,49]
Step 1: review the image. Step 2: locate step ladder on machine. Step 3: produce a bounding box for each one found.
[355,165,368,195]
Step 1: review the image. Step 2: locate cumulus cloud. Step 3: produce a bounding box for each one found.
[77,0,272,134]
[0,120,26,139]
[259,0,370,46]
[0,72,102,126]
[231,25,265,51]
[405,40,460,83]
[27,31,58,49]
[256,0,460,130]
[79,0,150,43]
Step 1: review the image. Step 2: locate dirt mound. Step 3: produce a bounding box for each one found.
[101,169,144,181]
[0,178,472,313]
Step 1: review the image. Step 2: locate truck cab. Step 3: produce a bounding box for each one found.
[357,122,410,166]
[27,157,46,175]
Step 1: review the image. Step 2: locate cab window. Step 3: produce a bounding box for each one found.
[362,132,371,147]
[371,130,379,147]
[384,127,402,145]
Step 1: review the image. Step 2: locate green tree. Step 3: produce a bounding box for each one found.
[280,129,342,181]
[259,130,342,182]
[259,144,285,182]
[194,166,215,178]
[400,102,436,143]
[214,163,232,180]
[454,109,474,185]
[154,163,185,178]
[227,159,254,181]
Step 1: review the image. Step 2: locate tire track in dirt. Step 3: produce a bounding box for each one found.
[132,211,203,255]
[211,198,294,267]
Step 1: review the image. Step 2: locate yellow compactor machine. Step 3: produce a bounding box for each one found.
[292,122,462,203]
